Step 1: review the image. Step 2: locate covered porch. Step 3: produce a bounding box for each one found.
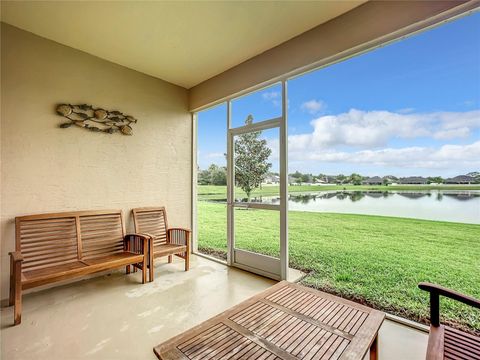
[1,1,479,359]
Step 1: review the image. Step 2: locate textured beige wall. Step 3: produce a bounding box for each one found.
[0,23,191,299]
[189,0,474,110]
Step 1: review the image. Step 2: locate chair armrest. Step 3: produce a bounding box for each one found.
[167,228,191,247]
[9,251,24,263]
[418,282,480,327]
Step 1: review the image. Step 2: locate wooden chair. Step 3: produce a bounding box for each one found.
[419,282,480,359]
[132,207,190,281]
[9,210,150,325]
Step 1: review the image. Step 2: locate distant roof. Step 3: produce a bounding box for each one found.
[445,175,475,182]
[399,176,427,183]
[363,176,383,182]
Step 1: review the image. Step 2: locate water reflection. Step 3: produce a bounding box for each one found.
[225,190,480,224]
[237,190,479,203]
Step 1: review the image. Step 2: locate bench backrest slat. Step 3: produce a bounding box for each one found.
[16,210,125,271]
[132,207,168,246]
[16,216,78,271]
[79,213,125,260]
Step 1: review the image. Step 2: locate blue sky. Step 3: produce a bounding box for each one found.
[197,12,480,177]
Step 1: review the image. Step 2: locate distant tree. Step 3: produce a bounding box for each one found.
[197,164,226,185]
[349,173,363,185]
[382,178,390,186]
[301,173,312,183]
[291,171,302,179]
[427,176,444,184]
[290,171,303,184]
[234,115,272,200]
[208,164,227,185]
[336,174,347,184]
[198,169,211,185]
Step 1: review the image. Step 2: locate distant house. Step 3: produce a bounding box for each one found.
[399,176,427,185]
[444,175,476,184]
[263,174,280,185]
[315,176,336,184]
[362,176,383,185]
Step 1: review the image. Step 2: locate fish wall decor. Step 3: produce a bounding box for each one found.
[56,104,137,135]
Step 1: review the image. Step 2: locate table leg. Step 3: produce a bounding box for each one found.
[370,334,378,360]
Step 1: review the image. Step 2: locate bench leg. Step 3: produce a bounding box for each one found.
[370,334,378,360]
[14,288,22,325]
[168,255,172,263]
[11,259,22,325]
[142,264,147,284]
[126,265,130,274]
[185,251,190,272]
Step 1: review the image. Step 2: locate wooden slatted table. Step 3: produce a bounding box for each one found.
[154,281,385,360]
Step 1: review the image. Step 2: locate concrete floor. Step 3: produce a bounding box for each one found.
[1,255,428,360]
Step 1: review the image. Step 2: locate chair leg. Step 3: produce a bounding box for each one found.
[142,241,148,284]
[149,253,154,282]
[168,255,172,263]
[9,258,15,306]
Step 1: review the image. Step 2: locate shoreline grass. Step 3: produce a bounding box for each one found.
[197,200,480,333]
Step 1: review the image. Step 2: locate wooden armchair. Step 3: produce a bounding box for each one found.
[418,282,480,359]
[132,207,190,281]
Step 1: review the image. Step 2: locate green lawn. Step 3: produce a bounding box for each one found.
[197,200,480,333]
[198,184,480,200]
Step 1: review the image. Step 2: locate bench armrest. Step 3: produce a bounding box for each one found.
[418,282,480,327]
[167,228,191,248]
[9,251,24,263]
[124,233,152,254]
[125,233,152,241]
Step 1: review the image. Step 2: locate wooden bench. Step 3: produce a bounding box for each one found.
[132,207,190,282]
[419,282,480,359]
[9,209,150,325]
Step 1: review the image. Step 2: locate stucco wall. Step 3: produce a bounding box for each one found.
[0,23,191,299]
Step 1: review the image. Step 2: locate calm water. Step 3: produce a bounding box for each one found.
[235,190,480,224]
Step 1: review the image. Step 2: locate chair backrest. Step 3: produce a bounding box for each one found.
[132,207,168,247]
[16,210,125,272]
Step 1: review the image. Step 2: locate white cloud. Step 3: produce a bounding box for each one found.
[301,99,326,114]
[206,152,225,159]
[288,108,479,151]
[262,91,280,101]
[261,91,281,107]
[289,141,480,170]
[433,127,470,140]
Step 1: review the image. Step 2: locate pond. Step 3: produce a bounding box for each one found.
[233,190,480,224]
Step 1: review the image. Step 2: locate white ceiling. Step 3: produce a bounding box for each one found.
[1,1,365,88]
